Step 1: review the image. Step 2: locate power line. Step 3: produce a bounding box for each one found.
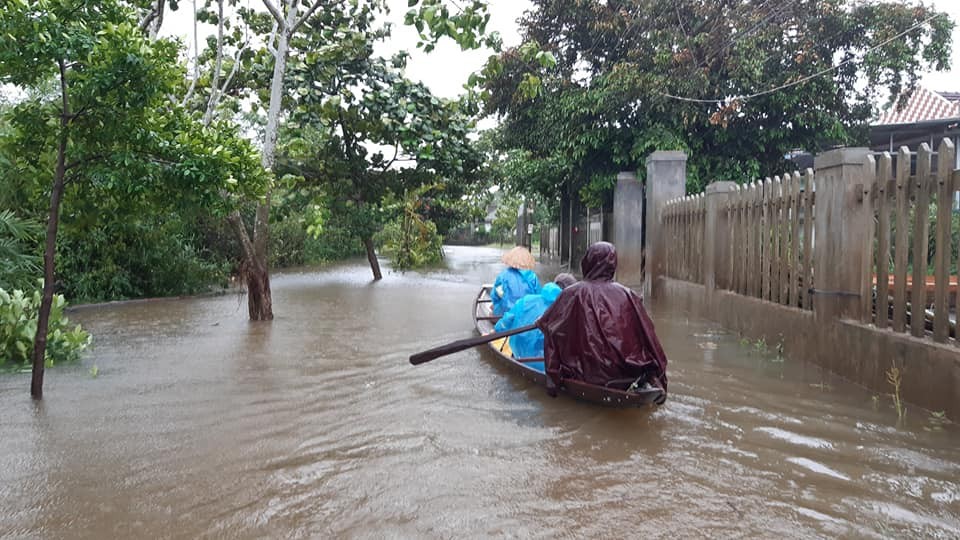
[698,0,797,70]
[659,12,945,105]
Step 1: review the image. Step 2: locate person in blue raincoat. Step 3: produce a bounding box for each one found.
[490,246,540,316]
[494,282,563,359]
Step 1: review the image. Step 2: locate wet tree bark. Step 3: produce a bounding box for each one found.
[32,59,71,399]
[243,259,273,321]
[228,211,274,320]
[221,0,303,322]
[364,236,382,280]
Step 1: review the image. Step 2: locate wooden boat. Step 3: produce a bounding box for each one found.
[473,285,665,408]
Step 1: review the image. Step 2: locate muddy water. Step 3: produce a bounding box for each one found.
[1,245,959,538]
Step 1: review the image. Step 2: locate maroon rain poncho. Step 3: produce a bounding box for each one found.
[536,242,668,397]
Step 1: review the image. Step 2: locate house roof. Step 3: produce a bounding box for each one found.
[938,91,960,103]
[874,86,960,126]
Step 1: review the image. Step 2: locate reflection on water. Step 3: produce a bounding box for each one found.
[1,245,959,538]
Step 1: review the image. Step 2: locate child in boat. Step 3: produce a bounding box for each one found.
[553,272,577,289]
[490,246,541,316]
[494,282,562,359]
[492,273,577,359]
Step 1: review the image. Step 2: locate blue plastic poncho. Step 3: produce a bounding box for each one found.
[494,283,562,359]
[491,267,541,316]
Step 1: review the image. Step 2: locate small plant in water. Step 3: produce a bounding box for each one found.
[771,335,786,363]
[924,411,949,432]
[886,364,905,420]
[753,337,768,354]
[89,365,99,378]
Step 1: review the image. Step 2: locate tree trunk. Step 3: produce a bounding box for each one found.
[364,236,382,280]
[227,211,273,320]
[244,259,273,321]
[32,60,71,399]
[230,3,297,321]
[202,0,225,126]
[139,0,166,38]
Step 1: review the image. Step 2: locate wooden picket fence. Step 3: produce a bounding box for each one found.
[661,137,960,347]
[868,139,959,344]
[662,194,705,284]
[662,171,816,309]
[723,170,816,310]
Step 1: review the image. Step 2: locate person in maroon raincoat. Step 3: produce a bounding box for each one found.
[536,241,668,400]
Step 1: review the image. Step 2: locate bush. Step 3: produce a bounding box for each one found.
[57,216,230,303]
[304,221,366,264]
[377,212,443,270]
[0,287,90,369]
[269,212,309,267]
[0,210,42,291]
[270,210,366,268]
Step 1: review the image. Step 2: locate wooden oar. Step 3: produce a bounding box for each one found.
[409,324,538,365]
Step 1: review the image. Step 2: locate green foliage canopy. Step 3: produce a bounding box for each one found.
[0,0,266,301]
[277,13,482,272]
[482,0,954,198]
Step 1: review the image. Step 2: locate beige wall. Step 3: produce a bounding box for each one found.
[656,277,960,418]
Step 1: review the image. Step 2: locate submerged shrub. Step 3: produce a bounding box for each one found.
[377,187,444,271]
[0,287,91,369]
[378,213,443,270]
[56,217,230,303]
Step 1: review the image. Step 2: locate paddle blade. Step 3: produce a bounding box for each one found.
[409,323,538,365]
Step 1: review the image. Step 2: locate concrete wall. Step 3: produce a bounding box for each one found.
[613,171,645,288]
[644,152,687,297]
[645,145,960,419]
[656,276,960,418]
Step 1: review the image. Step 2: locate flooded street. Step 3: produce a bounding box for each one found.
[1,245,959,538]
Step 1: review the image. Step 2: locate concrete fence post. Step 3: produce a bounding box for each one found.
[645,151,688,298]
[613,171,644,288]
[812,147,872,322]
[705,182,738,306]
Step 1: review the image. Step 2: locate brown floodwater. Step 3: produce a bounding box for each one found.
[1,245,959,538]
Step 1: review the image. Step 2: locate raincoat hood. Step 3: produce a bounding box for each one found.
[540,282,562,303]
[581,242,617,281]
[536,244,668,395]
[554,273,577,289]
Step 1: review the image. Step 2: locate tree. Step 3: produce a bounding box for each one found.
[482,0,954,197]
[176,0,496,315]
[0,0,264,398]
[281,31,482,278]
[490,195,520,247]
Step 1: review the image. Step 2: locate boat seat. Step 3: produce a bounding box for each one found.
[604,377,643,391]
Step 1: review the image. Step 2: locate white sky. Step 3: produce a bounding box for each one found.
[160,0,532,100]
[159,0,959,103]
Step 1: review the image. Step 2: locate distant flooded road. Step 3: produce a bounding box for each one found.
[1,245,959,538]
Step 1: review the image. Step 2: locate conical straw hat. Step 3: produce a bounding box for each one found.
[502,246,536,269]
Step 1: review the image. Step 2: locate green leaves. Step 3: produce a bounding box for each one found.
[403,0,498,52]
[376,184,445,270]
[0,211,41,292]
[0,285,90,369]
[482,0,955,197]
[0,0,268,305]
